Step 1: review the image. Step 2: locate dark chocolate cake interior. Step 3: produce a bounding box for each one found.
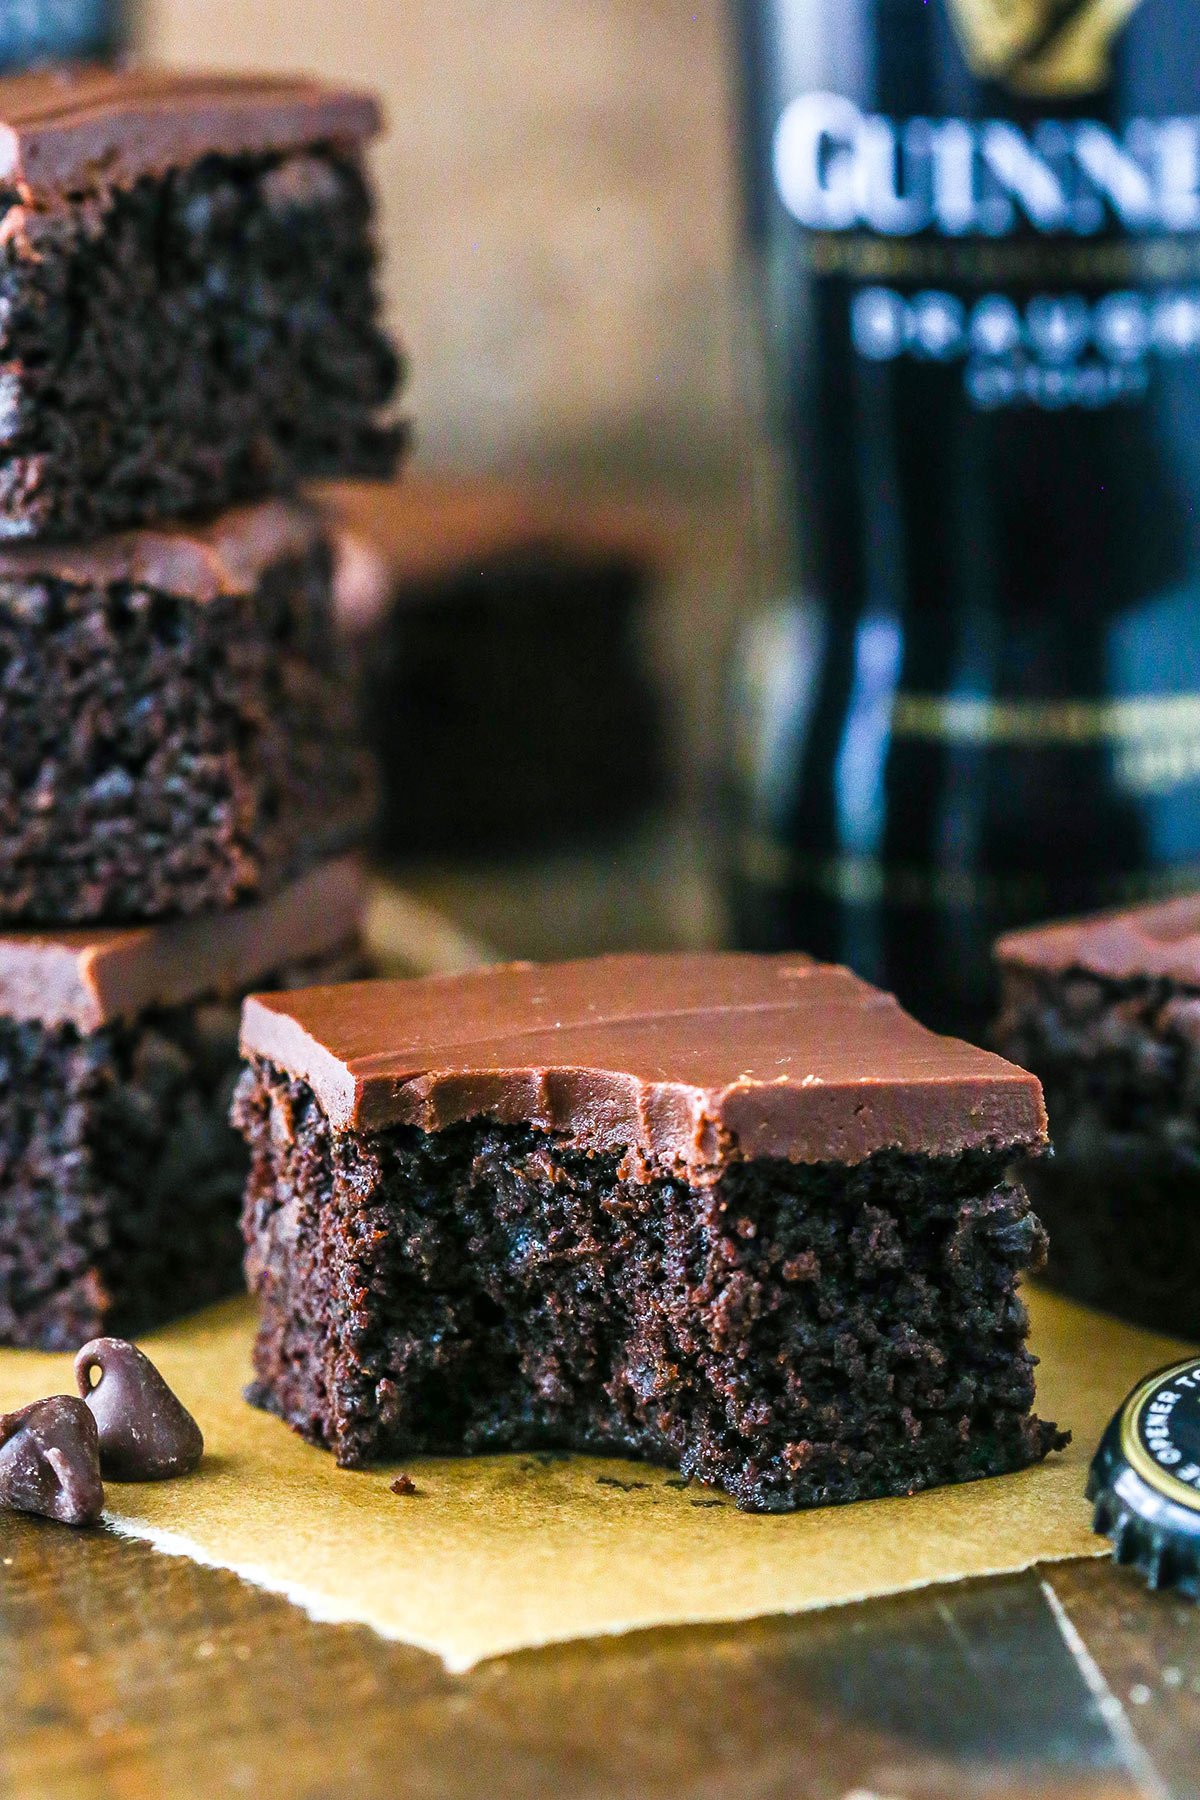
[237,1061,1061,1511]
[0,856,366,1348]
[997,962,1200,1336]
[0,519,372,923]
[0,126,401,538]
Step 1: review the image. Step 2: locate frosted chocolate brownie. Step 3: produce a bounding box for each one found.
[235,953,1065,1511]
[0,69,401,540]
[0,499,373,923]
[0,856,364,1350]
[997,897,1200,1336]
[326,478,666,857]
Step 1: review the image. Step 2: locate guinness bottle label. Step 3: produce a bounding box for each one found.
[946,0,1145,97]
[0,1,126,72]
[1089,1359,1200,1595]
[727,0,1200,1037]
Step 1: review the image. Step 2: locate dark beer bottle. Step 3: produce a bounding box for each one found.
[726,0,1200,1039]
[0,0,129,70]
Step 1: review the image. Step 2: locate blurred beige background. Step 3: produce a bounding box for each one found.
[143,0,743,487]
[143,1,750,959]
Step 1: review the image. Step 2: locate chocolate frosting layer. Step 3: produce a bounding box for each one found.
[997,895,1200,987]
[0,856,364,1033]
[0,499,322,600]
[320,477,673,629]
[0,68,380,198]
[240,953,1046,1167]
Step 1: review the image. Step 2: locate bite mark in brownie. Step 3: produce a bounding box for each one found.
[997,897,1200,1337]
[0,70,402,539]
[0,501,373,923]
[234,954,1065,1511]
[0,858,366,1348]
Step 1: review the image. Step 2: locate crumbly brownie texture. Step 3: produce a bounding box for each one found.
[0,503,373,923]
[0,956,360,1350]
[0,71,401,540]
[235,954,1064,1511]
[997,897,1200,1337]
[237,1075,1059,1509]
[0,856,366,1349]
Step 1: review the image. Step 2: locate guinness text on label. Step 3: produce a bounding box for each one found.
[774,92,1200,237]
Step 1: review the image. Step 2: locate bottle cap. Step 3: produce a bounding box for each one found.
[1088,1357,1200,1596]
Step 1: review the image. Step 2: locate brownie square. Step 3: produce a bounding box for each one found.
[328,478,667,857]
[234,953,1064,1511]
[0,857,365,1350]
[0,69,401,540]
[0,499,373,923]
[996,897,1200,1337]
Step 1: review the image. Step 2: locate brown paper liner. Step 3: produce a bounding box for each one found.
[0,1286,1183,1671]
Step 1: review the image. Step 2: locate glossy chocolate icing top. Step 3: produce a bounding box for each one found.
[996,895,1200,987]
[0,856,363,1033]
[0,499,322,600]
[0,67,379,198]
[240,953,1046,1167]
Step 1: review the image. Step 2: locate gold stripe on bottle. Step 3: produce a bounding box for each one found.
[892,691,1200,745]
[736,835,1200,912]
[803,232,1200,284]
[889,692,1200,794]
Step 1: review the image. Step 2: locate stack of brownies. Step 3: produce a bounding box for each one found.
[0,67,400,1348]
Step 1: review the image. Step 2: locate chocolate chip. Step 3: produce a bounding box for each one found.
[75,1338,204,1481]
[390,1473,417,1496]
[0,1396,104,1527]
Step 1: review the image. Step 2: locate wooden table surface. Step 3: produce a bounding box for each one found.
[2,1509,1197,1800]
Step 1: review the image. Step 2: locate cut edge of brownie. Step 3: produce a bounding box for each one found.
[0,517,375,924]
[355,546,667,859]
[996,958,1200,1335]
[0,141,403,542]
[234,1057,1066,1513]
